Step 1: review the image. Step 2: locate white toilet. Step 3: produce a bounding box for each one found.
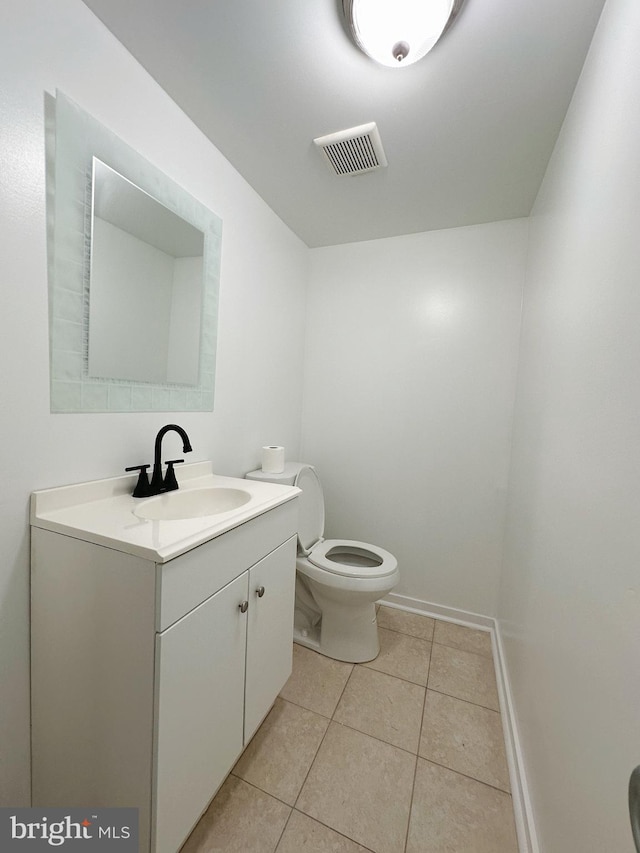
[246,463,399,663]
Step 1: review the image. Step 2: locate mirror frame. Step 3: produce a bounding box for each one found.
[47,91,222,412]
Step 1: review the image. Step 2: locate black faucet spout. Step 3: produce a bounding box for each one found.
[150,424,193,494]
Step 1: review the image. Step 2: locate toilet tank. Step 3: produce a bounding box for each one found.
[246,463,325,554]
[245,463,305,487]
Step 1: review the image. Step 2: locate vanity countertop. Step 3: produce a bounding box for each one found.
[31,461,299,562]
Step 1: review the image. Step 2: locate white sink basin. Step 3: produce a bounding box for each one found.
[134,487,252,521]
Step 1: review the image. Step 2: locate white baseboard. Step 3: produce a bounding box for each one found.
[379,593,539,853]
[492,619,540,853]
[380,592,494,630]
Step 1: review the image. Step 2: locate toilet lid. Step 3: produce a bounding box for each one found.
[308,539,398,579]
[294,466,325,553]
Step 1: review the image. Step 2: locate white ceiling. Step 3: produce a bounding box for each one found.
[81,0,606,248]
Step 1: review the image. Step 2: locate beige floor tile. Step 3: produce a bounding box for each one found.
[233,698,329,805]
[296,721,415,853]
[419,690,510,791]
[376,606,435,641]
[428,643,499,711]
[363,627,431,686]
[279,643,353,717]
[406,759,518,853]
[276,811,373,852]
[433,620,493,658]
[334,666,425,753]
[180,775,290,853]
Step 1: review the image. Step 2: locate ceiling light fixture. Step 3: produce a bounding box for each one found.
[343,0,465,68]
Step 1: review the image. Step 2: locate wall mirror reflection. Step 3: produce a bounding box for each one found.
[89,158,205,386]
[47,91,222,413]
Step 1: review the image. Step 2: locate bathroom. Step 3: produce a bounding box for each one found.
[1,0,639,850]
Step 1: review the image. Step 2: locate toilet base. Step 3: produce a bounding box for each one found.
[293,624,321,653]
[293,600,380,663]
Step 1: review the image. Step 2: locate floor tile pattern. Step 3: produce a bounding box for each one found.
[180,607,518,853]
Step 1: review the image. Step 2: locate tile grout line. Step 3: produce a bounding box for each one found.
[360,633,431,689]
[431,639,494,660]
[289,663,354,812]
[323,716,422,759]
[275,693,333,720]
[402,635,432,852]
[271,800,295,852]
[360,661,429,689]
[288,809,378,853]
[417,755,513,797]
[425,685,501,714]
[227,776,371,851]
[228,772,293,809]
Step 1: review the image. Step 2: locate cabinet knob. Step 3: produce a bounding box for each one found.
[256,586,265,598]
[239,600,249,613]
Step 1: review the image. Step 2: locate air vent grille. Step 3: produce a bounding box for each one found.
[314,122,388,176]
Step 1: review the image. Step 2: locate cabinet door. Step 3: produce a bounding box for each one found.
[153,572,248,853]
[244,537,297,742]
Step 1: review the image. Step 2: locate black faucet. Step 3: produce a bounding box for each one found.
[126,424,193,498]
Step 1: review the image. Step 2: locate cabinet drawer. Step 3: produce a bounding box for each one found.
[157,499,298,630]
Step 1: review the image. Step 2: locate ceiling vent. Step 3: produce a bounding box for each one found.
[313,122,387,176]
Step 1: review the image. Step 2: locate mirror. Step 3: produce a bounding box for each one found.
[89,158,204,386]
[47,91,222,413]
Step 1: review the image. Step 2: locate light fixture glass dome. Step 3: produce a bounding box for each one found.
[344,0,460,68]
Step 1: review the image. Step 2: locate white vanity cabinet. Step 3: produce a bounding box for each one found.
[153,536,296,853]
[31,494,298,853]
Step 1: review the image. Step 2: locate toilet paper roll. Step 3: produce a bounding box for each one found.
[261,446,285,474]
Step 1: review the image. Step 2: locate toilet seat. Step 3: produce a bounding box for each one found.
[292,466,397,581]
[308,539,397,579]
[245,462,400,663]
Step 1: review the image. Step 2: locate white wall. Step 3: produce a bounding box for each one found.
[499,0,640,849]
[303,220,527,616]
[0,0,308,805]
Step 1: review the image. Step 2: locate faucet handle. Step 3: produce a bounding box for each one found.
[125,464,152,498]
[163,459,185,493]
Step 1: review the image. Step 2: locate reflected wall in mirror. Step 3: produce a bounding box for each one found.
[47,91,222,412]
[89,158,204,386]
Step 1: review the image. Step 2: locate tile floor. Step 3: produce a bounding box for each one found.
[180,606,519,853]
